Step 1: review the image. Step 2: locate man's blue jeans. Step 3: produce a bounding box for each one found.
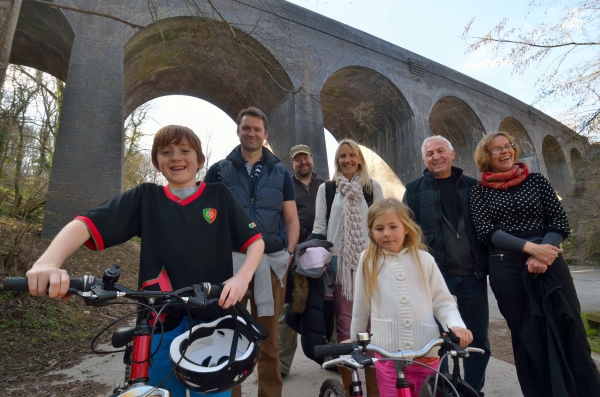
[438,273,491,397]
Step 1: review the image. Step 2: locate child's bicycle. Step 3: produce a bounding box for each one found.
[2,264,267,397]
[314,332,484,397]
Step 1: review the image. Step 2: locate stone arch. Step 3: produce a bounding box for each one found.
[10,0,75,81]
[570,147,585,196]
[542,135,570,196]
[498,117,539,172]
[124,16,293,155]
[320,66,415,183]
[429,96,486,177]
[570,148,584,173]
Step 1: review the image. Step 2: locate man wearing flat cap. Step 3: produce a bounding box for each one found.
[278,144,326,376]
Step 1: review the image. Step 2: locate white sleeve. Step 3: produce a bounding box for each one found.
[425,252,465,329]
[350,252,370,340]
[312,183,328,236]
[372,180,384,201]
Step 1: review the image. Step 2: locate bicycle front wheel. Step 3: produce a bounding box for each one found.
[319,378,347,397]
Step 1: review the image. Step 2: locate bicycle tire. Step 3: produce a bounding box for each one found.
[418,373,479,397]
[319,378,347,397]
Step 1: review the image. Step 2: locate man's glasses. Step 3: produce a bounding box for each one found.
[489,143,516,154]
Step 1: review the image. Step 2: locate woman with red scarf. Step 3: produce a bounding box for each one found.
[469,131,600,397]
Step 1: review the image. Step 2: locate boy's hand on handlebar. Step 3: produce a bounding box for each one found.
[448,326,473,348]
[219,273,251,309]
[25,264,70,300]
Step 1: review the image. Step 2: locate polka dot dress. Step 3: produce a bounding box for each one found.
[469,173,570,244]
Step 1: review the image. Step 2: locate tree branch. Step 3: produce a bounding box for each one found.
[30,0,144,30]
[14,66,57,101]
[472,36,600,49]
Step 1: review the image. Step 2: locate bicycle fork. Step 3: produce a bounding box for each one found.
[395,361,412,397]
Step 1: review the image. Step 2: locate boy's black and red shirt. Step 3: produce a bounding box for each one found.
[76,182,262,293]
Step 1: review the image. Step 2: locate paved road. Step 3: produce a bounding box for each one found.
[66,267,600,397]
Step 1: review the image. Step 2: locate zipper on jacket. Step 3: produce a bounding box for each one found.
[455,176,480,278]
[491,253,504,261]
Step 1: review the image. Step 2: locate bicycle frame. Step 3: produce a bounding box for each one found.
[110,314,168,397]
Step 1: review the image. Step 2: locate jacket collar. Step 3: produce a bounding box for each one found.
[423,166,464,184]
[226,145,281,167]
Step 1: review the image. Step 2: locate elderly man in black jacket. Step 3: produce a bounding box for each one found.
[402,136,490,396]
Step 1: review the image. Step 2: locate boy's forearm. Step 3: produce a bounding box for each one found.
[236,239,264,282]
[32,220,91,269]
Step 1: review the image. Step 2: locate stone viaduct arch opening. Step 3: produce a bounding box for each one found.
[542,135,570,197]
[124,16,293,157]
[10,0,74,81]
[498,117,539,172]
[320,66,415,188]
[570,147,585,196]
[429,96,486,177]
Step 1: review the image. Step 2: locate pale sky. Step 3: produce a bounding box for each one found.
[139,0,575,176]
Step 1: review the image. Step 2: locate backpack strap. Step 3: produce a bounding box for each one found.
[363,184,373,207]
[325,181,336,222]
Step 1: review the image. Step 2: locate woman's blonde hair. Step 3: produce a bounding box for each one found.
[361,198,428,305]
[474,131,520,173]
[332,139,373,194]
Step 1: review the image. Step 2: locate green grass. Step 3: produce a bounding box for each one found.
[582,312,600,354]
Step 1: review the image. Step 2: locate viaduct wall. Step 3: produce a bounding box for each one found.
[6,0,587,237]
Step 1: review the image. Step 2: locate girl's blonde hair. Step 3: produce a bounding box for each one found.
[362,198,428,305]
[332,139,374,194]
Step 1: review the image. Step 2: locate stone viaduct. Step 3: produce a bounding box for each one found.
[6,0,588,237]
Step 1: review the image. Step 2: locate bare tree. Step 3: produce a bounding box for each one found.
[0,65,61,220]
[462,0,600,138]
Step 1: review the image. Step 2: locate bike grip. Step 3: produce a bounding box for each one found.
[2,277,88,293]
[206,284,252,300]
[314,343,356,358]
[2,277,29,292]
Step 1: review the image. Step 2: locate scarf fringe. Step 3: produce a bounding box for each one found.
[337,174,366,300]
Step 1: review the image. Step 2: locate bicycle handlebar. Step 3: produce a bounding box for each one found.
[315,334,485,367]
[2,265,250,309]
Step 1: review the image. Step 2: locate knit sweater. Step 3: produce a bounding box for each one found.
[350,248,465,357]
[312,180,383,255]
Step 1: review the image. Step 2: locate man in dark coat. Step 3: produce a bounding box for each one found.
[402,136,490,396]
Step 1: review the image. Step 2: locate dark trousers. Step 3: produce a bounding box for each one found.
[438,273,490,397]
[488,252,582,397]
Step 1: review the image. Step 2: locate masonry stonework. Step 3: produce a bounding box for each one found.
[7,0,587,237]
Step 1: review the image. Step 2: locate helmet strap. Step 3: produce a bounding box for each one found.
[227,302,270,365]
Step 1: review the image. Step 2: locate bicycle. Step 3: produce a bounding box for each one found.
[314,331,484,397]
[2,264,267,397]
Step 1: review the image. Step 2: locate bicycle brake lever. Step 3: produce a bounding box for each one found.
[74,284,121,306]
[184,284,209,308]
[350,349,373,366]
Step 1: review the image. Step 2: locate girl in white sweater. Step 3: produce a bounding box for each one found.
[350,198,473,396]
